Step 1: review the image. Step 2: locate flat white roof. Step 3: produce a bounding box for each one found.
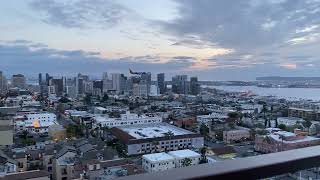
[95,107,107,111]
[143,152,174,163]
[277,117,304,121]
[269,134,320,144]
[119,123,194,139]
[167,149,201,159]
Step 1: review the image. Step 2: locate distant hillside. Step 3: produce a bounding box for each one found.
[256,76,320,81]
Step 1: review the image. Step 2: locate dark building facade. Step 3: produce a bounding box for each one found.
[157,73,166,94]
[190,77,200,95]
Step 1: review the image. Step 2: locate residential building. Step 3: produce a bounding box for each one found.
[190,77,200,95]
[49,77,64,96]
[172,75,189,94]
[167,149,201,168]
[157,73,165,94]
[197,113,228,126]
[277,117,305,127]
[14,113,57,134]
[53,146,77,180]
[223,129,251,143]
[142,152,175,173]
[255,129,320,153]
[0,71,7,94]
[288,107,320,121]
[0,153,16,177]
[12,74,26,89]
[111,123,204,155]
[93,111,162,128]
[112,73,121,94]
[142,149,201,173]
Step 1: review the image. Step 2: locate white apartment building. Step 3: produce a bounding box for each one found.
[142,152,175,173]
[167,149,201,168]
[142,150,201,172]
[197,112,228,125]
[93,111,162,128]
[14,113,57,133]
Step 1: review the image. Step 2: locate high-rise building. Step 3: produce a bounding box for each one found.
[102,72,108,80]
[157,73,166,94]
[50,77,64,96]
[93,80,103,94]
[39,73,43,95]
[0,71,7,94]
[45,73,51,85]
[120,74,127,94]
[12,74,26,89]
[76,77,84,95]
[140,72,151,95]
[84,81,94,94]
[65,86,76,98]
[112,73,121,94]
[190,77,200,95]
[102,72,111,93]
[172,75,189,94]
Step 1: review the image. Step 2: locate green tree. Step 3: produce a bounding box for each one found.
[199,147,208,164]
[314,124,320,135]
[278,124,286,131]
[101,94,109,102]
[199,123,209,137]
[302,120,312,135]
[66,125,84,138]
[228,112,240,119]
[59,96,71,103]
[181,158,193,167]
[83,94,92,105]
[56,103,65,114]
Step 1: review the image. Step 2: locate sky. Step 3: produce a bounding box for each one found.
[1,0,320,80]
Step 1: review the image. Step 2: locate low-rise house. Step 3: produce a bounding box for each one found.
[223,129,251,143]
[197,113,228,126]
[142,152,176,173]
[0,153,16,177]
[142,150,201,173]
[84,159,144,179]
[53,146,77,180]
[2,170,50,180]
[255,129,320,153]
[167,149,201,168]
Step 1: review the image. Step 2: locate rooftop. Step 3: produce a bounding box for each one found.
[167,149,200,159]
[142,152,175,163]
[118,123,194,139]
[119,145,320,180]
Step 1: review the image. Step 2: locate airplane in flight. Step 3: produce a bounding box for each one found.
[129,68,147,75]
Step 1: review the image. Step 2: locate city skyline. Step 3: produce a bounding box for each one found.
[1,0,320,80]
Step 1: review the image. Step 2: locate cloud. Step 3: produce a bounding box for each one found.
[280,63,297,69]
[158,0,320,50]
[29,0,133,29]
[0,40,195,76]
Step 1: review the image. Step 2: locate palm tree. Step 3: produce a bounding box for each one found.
[181,158,193,167]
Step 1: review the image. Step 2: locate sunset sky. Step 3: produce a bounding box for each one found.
[1,0,320,80]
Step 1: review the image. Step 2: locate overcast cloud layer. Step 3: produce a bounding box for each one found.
[1,0,320,80]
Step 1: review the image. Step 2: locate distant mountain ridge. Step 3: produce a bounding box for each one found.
[256,76,320,81]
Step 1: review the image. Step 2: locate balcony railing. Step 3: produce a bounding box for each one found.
[119,145,320,180]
